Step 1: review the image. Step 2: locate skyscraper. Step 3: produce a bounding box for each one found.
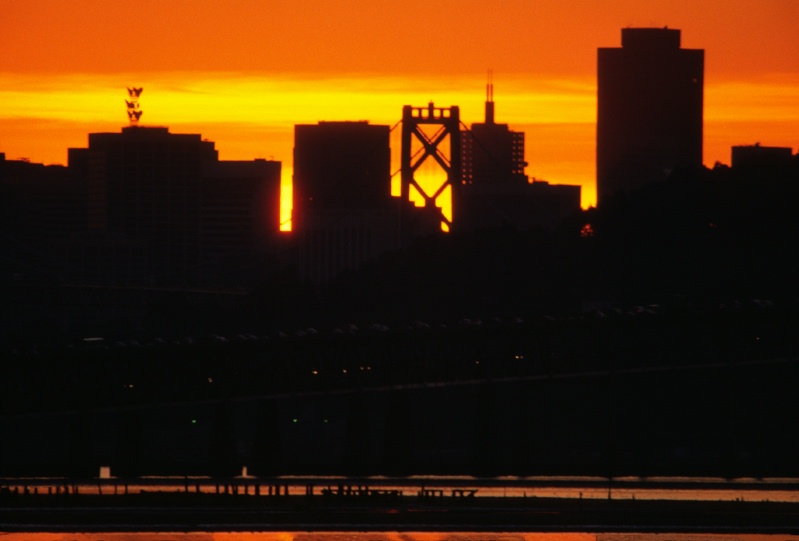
[456,83,580,232]
[461,79,527,187]
[293,121,392,228]
[292,121,401,284]
[597,27,704,205]
[68,126,281,286]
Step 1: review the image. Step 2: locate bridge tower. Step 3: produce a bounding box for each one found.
[400,102,461,232]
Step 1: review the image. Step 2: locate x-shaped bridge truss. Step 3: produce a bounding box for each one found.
[400,103,461,231]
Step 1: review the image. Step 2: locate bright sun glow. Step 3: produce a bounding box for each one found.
[3,71,799,220]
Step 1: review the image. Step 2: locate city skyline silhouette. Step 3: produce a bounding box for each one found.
[2,19,798,365]
[2,1,799,211]
[1,18,797,316]
[3,5,799,523]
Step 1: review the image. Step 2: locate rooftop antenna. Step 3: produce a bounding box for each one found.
[485,70,495,124]
[126,87,143,126]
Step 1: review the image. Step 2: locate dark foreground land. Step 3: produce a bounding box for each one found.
[2,477,799,533]
[4,302,799,479]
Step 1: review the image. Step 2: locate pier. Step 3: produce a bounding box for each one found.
[2,475,799,532]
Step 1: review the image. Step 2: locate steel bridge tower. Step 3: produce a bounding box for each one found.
[400,102,461,232]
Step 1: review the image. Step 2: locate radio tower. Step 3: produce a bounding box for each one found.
[125,87,143,126]
[485,69,495,124]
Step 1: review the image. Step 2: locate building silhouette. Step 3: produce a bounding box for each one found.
[292,121,403,285]
[457,84,580,231]
[66,126,281,286]
[731,143,794,169]
[461,81,527,187]
[0,153,86,246]
[198,158,283,284]
[597,27,704,205]
[293,122,393,220]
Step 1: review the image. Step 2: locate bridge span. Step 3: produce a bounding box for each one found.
[2,307,799,478]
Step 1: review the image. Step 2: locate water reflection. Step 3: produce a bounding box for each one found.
[4,476,799,502]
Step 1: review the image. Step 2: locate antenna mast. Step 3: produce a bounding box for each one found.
[485,70,495,124]
[126,87,143,126]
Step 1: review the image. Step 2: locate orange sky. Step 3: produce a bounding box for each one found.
[1,0,798,215]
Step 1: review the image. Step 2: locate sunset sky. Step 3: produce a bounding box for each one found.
[2,0,798,216]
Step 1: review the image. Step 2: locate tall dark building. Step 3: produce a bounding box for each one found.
[0,154,86,242]
[83,127,218,236]
[457,84,580,232]
[461,82,527,187]
[293,121,392,226]
[199,159,282,284]
[292,121,402,284]
[597,27,704,205]
[67,126,281,286]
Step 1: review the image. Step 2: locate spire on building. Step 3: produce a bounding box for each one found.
[126,87,143,126]
[485,70,495,125]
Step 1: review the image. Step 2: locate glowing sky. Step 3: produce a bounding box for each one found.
[1,0,798,214]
